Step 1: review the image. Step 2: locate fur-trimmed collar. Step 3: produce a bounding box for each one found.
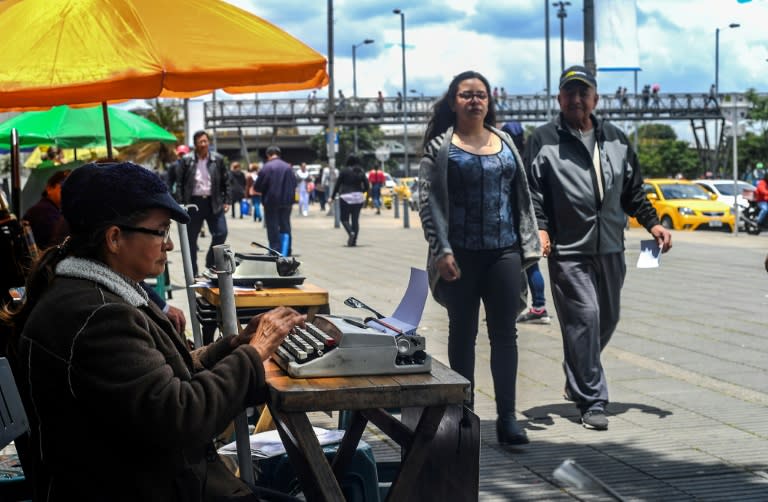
[56,257,149,307]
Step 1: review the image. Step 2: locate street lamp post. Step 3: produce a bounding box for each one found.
[545,0,552,118]
[553,1,571,73]
[721,97,751,236]
[352,38,374,153]
[393,8,408,176]
[714,23,740,170]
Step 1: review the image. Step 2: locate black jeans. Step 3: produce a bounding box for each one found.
[187,196,228,276]
[339,199,363,241]
[439,246,522,417]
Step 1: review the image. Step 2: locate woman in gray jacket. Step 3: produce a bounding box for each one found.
[418,71,540,445]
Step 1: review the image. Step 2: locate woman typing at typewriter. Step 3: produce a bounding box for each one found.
[0,162,305,501]
[418,71,541,445]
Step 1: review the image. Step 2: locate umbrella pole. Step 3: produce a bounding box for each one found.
[10,129,21,217]
[213,244,255,486]
[101,102,113,160]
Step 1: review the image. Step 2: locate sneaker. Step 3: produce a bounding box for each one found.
[581,409,609,430]
[516,308,551,324]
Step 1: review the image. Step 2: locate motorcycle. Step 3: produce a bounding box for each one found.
[742,200,768,235]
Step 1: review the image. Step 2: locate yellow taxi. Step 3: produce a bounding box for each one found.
[635,178,735,231]
[394,177,419,209]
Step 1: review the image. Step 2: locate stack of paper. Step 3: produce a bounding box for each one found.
[218,427,345,459]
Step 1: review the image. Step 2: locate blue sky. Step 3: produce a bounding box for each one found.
[224,0,768,100]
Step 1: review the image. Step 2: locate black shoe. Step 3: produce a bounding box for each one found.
[496,416,529,445]
[347,232,356,247]
[581,409,609,430]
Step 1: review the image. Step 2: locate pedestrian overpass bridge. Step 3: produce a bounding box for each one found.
[204,92,762,172]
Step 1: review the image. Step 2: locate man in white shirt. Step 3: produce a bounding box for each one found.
[175,130,231,277]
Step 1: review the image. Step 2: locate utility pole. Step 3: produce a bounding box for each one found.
[583,0,596,75]
[326,0,335,174]
[545,1,551,118]
[554,1,571,73]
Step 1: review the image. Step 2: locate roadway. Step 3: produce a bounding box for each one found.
[165,205,768,500]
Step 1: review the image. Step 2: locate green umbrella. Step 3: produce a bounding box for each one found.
[0,104,177,149]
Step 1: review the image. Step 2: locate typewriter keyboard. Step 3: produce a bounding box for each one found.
[275,322,337,365]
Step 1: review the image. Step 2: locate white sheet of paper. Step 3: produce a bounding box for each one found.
[637,239,662,268]
[218,427,345,459]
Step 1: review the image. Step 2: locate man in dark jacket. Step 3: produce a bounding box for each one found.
[22,169,70,249]
[525,65,672,431]
[174,130,231,277]
[253,145,296,255]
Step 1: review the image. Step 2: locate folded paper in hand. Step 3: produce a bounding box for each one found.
[636,239,662,268]
[218,427,345,459]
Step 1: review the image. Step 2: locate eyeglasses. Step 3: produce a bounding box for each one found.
[118,225,172,244]
[457,91,488,101]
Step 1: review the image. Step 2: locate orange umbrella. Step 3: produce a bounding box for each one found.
[0,0,327,213]
[0,0,328,109]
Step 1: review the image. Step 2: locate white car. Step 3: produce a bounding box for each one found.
[693,179,755,210]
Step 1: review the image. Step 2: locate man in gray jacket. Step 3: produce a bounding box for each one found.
[525,65,672,430]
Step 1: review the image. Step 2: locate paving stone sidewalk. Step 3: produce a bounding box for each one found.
[167,205,768,501]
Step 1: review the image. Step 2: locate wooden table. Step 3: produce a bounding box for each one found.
[265,358,478,502]
[196,282,329,313]
[194,283,330,344]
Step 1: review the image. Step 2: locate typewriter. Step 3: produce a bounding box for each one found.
[272,314,431,378]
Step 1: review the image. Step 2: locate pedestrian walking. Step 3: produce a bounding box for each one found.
[174,130,230,278]
[246,163,262,223]
[500,121,552,326]
[706,83,718,107]
[377,90,385,116]
[368,165,386,214]
[315,165,330,212]
[296,162,310,216]
[331,155,369,247]
[253,145,296,255]
[418,70,540,445]
[229,161,247,218]
[525,65,672,431]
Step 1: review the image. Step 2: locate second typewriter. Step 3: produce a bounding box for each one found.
[272,314,431,378]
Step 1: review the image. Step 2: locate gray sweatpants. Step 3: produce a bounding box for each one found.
[547,253,626,413]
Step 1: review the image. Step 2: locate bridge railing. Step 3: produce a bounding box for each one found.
[205,92,760,129]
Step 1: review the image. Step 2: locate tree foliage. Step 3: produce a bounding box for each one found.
[637,123,677,141]
[635,123,700,178]
[740,89,768,175]
[129,99,184,166]
[745,88,768,133]
[139,99,184,139]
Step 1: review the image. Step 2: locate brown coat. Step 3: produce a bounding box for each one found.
[18,257,265,501]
